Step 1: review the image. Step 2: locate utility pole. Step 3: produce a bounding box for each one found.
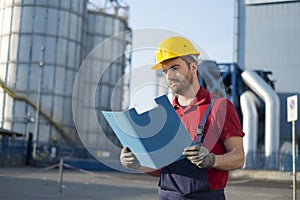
[32,46,45,159]
[24,112,34,138]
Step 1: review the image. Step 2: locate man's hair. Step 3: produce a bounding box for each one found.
[181,55,199,78]
[181,55,199,67]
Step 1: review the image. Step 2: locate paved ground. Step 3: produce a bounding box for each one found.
[0,167,298,200]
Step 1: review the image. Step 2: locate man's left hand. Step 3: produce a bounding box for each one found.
[182,145,215,168]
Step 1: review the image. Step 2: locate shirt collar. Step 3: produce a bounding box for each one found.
[172,86,211,110]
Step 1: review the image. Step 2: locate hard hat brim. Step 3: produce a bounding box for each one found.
[151,63,163,70]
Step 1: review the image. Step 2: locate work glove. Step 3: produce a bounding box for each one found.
[120,147,141,170]
[182,145,215,168]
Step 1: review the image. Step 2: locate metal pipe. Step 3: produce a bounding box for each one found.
[240,91,259,168]
[241,70,280,169]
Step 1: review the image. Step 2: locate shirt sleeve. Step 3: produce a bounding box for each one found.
[214,98,245,141]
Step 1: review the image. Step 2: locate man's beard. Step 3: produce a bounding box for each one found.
[168,72,193,95]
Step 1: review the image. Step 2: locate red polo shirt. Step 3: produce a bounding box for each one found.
[172,86,244,190]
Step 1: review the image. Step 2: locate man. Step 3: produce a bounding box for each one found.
[120,36,245,200]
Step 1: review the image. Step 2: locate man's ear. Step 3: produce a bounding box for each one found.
[190,62,198,75]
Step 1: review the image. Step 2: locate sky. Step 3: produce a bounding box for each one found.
[126,0,235,62]
[90,0,236,62]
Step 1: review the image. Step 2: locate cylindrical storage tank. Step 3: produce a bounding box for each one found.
[74,10,131,160]
[0,0,87,145]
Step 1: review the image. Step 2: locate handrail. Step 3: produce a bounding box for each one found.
[0,78,78,145]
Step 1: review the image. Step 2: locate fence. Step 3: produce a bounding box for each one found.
[245,150,299,171]
[0,137,92,167]
[0,137,299,171]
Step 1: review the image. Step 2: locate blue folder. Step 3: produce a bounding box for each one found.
[102,95,193,169]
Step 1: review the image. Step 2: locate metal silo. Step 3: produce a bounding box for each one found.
[0,0,87,157]
[73,5,132,164]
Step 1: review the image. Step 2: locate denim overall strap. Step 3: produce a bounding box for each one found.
[195,96,218,145]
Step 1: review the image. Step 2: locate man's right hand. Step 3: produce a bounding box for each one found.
[182,145,215,169]
[120,147,141,169]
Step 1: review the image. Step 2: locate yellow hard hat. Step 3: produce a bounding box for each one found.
[151,36,200,70]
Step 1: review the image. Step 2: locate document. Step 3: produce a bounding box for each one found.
[102,95,193,169]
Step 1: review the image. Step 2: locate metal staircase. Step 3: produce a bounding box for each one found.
[0,78,78,145]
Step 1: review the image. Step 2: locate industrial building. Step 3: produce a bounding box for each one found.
[235,0,300,170]
[0,0,131,166]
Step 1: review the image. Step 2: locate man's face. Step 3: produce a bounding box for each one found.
[162,57,194,95]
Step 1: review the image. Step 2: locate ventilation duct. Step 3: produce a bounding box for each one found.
[240,90,259,168]
[241,70,280,169]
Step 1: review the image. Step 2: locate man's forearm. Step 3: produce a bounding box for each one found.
[213,148,244,170]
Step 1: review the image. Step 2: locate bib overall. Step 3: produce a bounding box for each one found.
[158,97,225,200]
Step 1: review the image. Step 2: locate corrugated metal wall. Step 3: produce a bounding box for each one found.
[237,1,300,93]
[76,10,131,156]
